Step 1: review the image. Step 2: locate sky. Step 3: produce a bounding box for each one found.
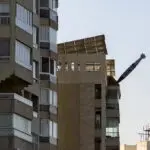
[57,0,150,145]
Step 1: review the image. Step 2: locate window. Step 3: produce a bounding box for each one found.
[15,40,32,70]
[71,62,75,71]
[85,62,101,72]
[13,114,31,135]
[50,59,56,76]
[106,118,119,138]
[0,3,10,25]
[40,119,58,139]
[0,3,9,13]
[40,26,57,52]
[0,38,10,57]
[50,120,57,138]
[41,119,49,137]
[0,114,32,142]
[50,90,57,107]
[50,59,54,74]
[16,4,32,34]
[49,27,57,52]
[33,61,38,79]
[33,26,38,48]
[95,84,101,99]
[77,63,80,71]
[40,0,49,7]
[50,9,57,22]
[95,111,101,129]
[65,62,68,71]
[40,88,49,105]
[41,57,49,73]
[40,26,49,42]
[40,88,57,107]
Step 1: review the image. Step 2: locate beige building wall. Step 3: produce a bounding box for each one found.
[120,144,136,150]
[58,53,107,150]
[136,141,150,150]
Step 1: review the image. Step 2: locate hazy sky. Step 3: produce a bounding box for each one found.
[58,0,150,145]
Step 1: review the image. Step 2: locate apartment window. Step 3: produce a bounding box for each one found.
[95,111,101,129]
[50,59,56,76]
[33,61,38,79]
[40,88,57,107]
[71,62,75,71]
[0,38,10,57]
[0,3,9,13]
[49,27,57,52]
[16,4,32,34]
[15,40,32,70]
[41,119,49,137]
[33,26,38,48]
[85,62,101,72]
[41,57,49,73]
[50,120,58,138]
[77,63,80,71]
[40,0,49,7]
[0,3,10,25]
[50,90,57,107]
[106,118,119,138]
[50,9,57,22]
[65,62,68,71]
[13,114,31,135]
[40,26,49,42]
[95,84,102,99]
[40,119,57,139]
[32,94,38,112]
[51,0,58,10]
[50,59,54,74]
[40,88,49,105]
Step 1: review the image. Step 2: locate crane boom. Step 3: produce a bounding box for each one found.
[117,53,146,83]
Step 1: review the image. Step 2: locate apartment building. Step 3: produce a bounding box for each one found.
[57,35,121,150]
[0,0,58,150]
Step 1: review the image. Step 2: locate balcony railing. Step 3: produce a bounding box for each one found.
[0,16,10,25]
[40,72,57,84]
[0,93,33,107]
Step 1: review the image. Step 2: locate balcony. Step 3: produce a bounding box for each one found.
[0,93,33,119]
[40,72,57,84]
[40,7,58,23]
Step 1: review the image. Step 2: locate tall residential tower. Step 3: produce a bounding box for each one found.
[0,0,58,150]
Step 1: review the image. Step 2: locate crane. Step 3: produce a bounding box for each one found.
[117,53,146,83]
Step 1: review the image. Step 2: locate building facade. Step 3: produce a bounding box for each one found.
[0,0,58,150]
[57,35,120,150]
